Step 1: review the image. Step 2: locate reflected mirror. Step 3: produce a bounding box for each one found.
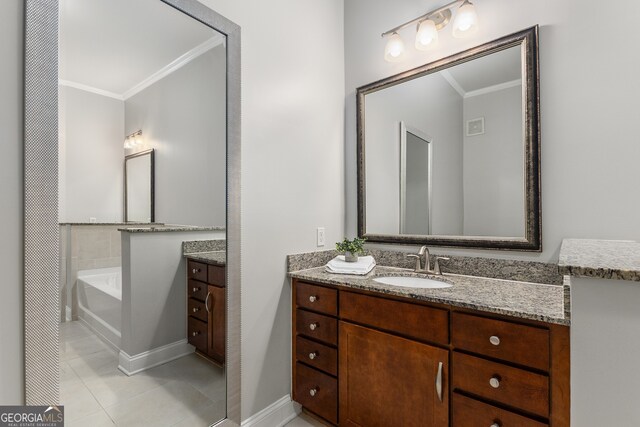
[124,149,155,223]
[57,0,229,425]
[358,27,541,250]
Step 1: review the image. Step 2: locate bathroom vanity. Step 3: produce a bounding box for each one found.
[187,256,226,364]
[290,265,570,427]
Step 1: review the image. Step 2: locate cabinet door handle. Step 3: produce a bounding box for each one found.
[192,268,200,274]
[309,388,318,397]
[309,295,317,303]
[435,361,443,402]
[309,323,318,331]
[192,287,200,293]
[192,307,199,313]
[308,352,318,360]
[490,423,501,427]
[192,331,200,337]
[489,335,501,346]
[205,292,212,313]
[489,376,501,388]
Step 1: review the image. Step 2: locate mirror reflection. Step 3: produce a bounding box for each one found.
[124,149,154,223]
[58,0,227,425]
[364,45,525,238]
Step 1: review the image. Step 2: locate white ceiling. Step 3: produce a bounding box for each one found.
[60,0,223,95]
[442,45,522,94]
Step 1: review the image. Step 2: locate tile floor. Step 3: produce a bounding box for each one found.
[60,321,226,427]
[284,413,329,426]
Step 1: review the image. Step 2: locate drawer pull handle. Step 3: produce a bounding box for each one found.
[490,423,501,427]
[309,295,317,303]
[309,323,318,331]
[435,361,443,402]
[309,352,318,360]
[192,287,200,293]
[192,331,200,337]
[489,335,501,346]
[192,268,201,274]
[489,376,501,388]
[205,292,212,313]
[192,307,199,313]
[309,388,318,397]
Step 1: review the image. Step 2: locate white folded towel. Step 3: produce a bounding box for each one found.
[325,255,376,275]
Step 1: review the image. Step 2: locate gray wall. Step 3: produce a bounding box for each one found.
[125,46,226,227]
[345,0,640,262]
[0,0,23,404]
[365,73,463,235]
[60,86,124,222]
[201,0,346,420]
[463,85,524,237]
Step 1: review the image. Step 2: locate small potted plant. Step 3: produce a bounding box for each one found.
[336,237,366,263]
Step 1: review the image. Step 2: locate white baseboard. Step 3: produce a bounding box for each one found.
[118,339,193,376]
[242,395,301,427]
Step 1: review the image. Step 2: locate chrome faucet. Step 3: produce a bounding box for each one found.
[406,246,450,275]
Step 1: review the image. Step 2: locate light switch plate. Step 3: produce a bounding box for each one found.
[317,227,325,247]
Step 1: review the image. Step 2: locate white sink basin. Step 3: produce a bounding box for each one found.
[373,276,453,289]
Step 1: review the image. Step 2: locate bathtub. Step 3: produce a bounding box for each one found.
[77,267,122,349]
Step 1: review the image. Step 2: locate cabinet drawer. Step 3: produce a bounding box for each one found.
[188,317,208,354]
[453,393,548,427]
[208,264,225,287]
[295,362,338,425]
[296,282,337,316]
[296,336,337,376]
[188,260,208,282]
[188,279,208,301]
[453,352,549,417]
[296,309,338,346]
[188,298,208,322]
[452,312,550,371]
[339,291,449,345]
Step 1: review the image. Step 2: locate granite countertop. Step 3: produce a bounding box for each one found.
[61,222,164,226]
[119,225,226,233]
[185,251,226,266]
[289,266,570,325]
[559,238,640,281]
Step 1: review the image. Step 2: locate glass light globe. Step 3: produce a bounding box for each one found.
[384,32,405,62]
[452,1,478,38]
[415,19,438,50]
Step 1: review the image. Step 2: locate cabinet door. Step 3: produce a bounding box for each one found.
[339,321,449,427]
[207,285,225,363]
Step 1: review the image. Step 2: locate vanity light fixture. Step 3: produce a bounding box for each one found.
[382,0,479,61]
[124,130,143,149]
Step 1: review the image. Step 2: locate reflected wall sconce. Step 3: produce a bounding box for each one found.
[382,0,478,62]
[124,130,143,149]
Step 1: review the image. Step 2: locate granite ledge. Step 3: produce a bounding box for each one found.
[558,239,640,282]
[118,225,225,233]
[185,251,226,266]
[61,222,164,226]
[289,266,570,326]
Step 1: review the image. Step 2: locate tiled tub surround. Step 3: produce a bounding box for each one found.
[288,248,564,285]
[559,238,640,281]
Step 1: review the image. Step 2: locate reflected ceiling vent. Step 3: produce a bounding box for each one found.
[466,117,485,136]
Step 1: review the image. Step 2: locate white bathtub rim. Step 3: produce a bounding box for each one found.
[78,267,122,301]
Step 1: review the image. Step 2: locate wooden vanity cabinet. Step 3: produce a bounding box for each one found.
[187,260,226,364]
[291,278,570,427]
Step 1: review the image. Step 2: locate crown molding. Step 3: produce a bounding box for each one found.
[464,78,522,98]
[58,34,225,101]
